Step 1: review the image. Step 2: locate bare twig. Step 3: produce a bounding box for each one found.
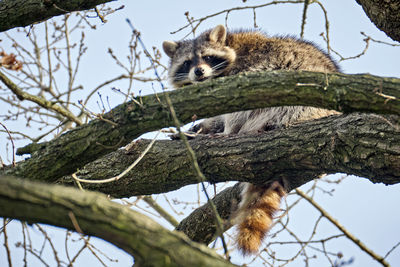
[67,234,88,266]
[321,32,371,62]
[2,218,13,267]
[171,0,304,37]
[77,100,118,126]
[20,223,28,267]
[0,70,82,125]
[143,196,180,227]
[72,131,160,184]
[300,0,310,38]
[296,188,391,267]
[0,121,16,166]
[313,0,331,53]
[68,212,83,234]
[361,32,400,47]
[36,224,61,265]
[94,7,107,23]
[384,241,400,260]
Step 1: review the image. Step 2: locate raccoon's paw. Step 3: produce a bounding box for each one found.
[188,123,203,133]
[169,131,198,140]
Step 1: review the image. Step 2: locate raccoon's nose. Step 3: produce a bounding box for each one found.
[194,67,205,77]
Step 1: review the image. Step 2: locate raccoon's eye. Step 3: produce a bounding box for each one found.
[202,56,227,69]
[177,60,192,74]
[182,60,191,68]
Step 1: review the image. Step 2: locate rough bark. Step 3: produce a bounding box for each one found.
[356,0,400,42]
[55,113,400,197]
[0,176,236,267]
[176,184,243,245]
[0,0,116,32]
[6,71,400,184]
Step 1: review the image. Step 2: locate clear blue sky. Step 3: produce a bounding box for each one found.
[1,1,399,266]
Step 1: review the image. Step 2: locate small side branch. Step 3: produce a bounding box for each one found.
[300,0,310,38]
[295,189,390,267]
[0,70,82,125]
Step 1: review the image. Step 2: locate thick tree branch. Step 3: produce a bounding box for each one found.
[0,176,235,267]
[0,0,116,32]
[356,0,400,42]
[55,113,400,197]
[6,71,400,184]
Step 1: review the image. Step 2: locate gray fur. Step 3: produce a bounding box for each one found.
[163,25,339,135]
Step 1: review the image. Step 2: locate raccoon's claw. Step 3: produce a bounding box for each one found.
[169,133,180,140]
[189,123,202,133]
[169,131,198,140]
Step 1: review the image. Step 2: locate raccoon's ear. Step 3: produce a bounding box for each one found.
[163,41,178,58]
[209,25,227,44]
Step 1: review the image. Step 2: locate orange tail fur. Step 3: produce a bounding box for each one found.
[236,182,286,255]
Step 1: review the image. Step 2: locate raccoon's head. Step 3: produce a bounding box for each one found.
[163,25,236,88]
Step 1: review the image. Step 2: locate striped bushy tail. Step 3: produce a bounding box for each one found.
[236,181,286,255]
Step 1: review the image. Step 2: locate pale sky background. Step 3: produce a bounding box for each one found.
[1,0,400,266]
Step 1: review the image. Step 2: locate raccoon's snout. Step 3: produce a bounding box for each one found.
[189,64,212,82]
[194,67,205,77]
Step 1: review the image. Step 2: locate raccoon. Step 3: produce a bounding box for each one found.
[163,25,339,255]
